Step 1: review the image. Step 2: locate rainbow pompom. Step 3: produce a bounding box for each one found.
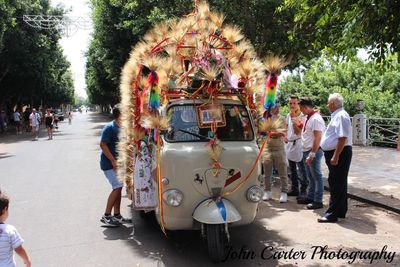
[263,73,278,110]
[147,71,160,110]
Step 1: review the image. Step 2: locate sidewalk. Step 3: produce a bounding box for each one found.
[321,145,400,214]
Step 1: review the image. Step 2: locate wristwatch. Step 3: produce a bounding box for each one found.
[309,151,316,157]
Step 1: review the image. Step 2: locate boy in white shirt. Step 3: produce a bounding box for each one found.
[0,193,31,267]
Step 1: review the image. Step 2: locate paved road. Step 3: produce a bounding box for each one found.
[1,112,399,266]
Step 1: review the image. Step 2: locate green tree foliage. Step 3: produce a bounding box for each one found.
[279,0,400,60]
[86,0,314,106]
[0,0,74,111]
[279,56,400,118]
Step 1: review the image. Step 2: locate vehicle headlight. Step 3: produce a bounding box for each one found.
[246,186,263,202]
[162,189,183,207]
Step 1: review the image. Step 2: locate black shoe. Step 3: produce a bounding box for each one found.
[297,198,313,204]
[318,216,338,223]
[307,202,323,209]
[287,189,299,196]
[300,186,307,194]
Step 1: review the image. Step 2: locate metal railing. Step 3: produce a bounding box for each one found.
[367,117,400,147]
[322,115,399,147]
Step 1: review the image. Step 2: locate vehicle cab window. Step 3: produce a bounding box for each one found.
[165,104,254,142]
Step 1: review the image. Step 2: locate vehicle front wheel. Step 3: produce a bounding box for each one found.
[206,224,228,262]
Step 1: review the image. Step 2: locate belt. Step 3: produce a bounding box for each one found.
[288,138,300,145]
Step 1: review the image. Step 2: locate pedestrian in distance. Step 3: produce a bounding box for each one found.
[23,108,31,133]
[0,193,31,267]
[260,101,289,203]
[319,93,352,223]
[297,97,326,209]
[53,111,59,130]
[100,106,132,227]
[13,109,22,135]
[29,108,41,141]
[44,109,54,140]
[68,112,72,125]
[0,110,6,134]
[285,95,308,198]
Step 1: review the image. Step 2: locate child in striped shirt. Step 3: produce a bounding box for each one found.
[0,193,31,267]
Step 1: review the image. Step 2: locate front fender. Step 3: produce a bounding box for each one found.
[192,198,242,224]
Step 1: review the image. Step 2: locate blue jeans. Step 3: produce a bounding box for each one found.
[288,159,308,189]
[303,148,324,203]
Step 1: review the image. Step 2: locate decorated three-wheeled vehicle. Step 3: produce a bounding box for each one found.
[117,1,288,262]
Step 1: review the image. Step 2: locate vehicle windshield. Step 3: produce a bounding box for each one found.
[165,104,254,142]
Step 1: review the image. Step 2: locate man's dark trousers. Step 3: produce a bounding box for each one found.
[323,146,352,219]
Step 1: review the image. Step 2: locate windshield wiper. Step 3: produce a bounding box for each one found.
[177,128,211,140]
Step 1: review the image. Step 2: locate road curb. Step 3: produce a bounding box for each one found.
[323,180,400,215]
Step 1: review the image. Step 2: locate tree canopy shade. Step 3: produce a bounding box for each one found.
[0,0,74,112]
[279,0,400,61]
[85,0,317,106]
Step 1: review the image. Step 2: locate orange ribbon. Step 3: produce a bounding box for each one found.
[157,131,167,236]
[221,134,269,198]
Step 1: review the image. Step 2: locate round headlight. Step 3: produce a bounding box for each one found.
[162,189,183,207]
[246,186,263,202]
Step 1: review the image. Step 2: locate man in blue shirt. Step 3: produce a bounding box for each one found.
[100,106,131,227]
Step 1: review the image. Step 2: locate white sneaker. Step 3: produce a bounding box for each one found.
[262,191,272,201]
[279,192,288,203]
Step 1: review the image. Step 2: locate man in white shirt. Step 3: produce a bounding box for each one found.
[297,97,326,209]
[319,93,352,223]
[285,95,308,198]
[29,108,41,140]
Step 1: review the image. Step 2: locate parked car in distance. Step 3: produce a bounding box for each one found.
[55,109,64,121]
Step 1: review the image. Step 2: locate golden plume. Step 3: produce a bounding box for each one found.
[161,58,181,77]
[197,1,210,20]
[210,12,225,28]
[263,55,291,74]
[154,21,170,38]
[132,128,146,142]
[222,24,244,43]
[199,65,221,81]
[258,117,286,134]
[237,59,253,78]
[143,56,164,72]
[164,43,177,58]
[141,115,170,130]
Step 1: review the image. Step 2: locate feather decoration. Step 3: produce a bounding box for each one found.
[263,72,278,110]
[258,116,286,134]
[147,71,160,110]
[207,138,223,162]
[141,115,170,130]
[262,55,291,110]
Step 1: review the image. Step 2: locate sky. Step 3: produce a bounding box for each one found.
[51,0,92,98]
